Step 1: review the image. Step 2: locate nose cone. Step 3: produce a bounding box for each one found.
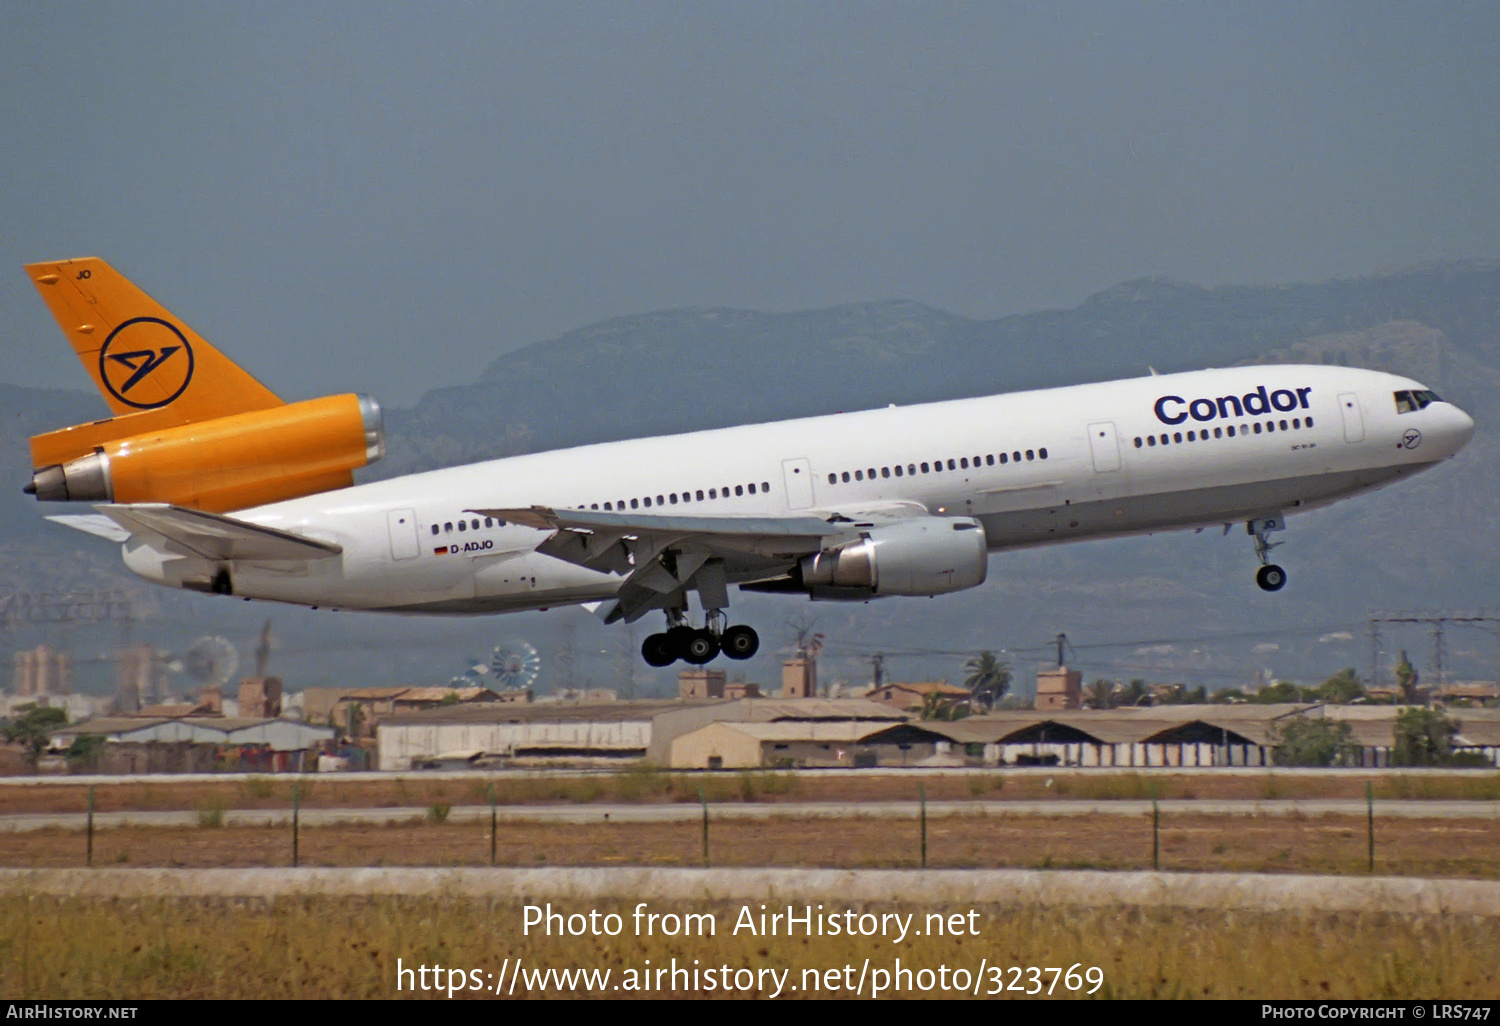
[1440,402,1476,456]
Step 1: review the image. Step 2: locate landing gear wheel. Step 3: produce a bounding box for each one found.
[682,628,720,665]
[1256,564,1287,592]
[720,624,760,660]
[641,633,676,667]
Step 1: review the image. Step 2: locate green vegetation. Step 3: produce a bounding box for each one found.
[1391,708,1459,767]
[1272,718,1362,767]
[427,803,451,823]
[1,705,67,770]
[194,798,226,829]
[962,650,1011,710]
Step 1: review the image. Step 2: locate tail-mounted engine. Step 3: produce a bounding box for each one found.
[27,393,384,513]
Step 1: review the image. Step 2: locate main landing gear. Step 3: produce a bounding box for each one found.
[641,609,760,667]
[1248,516,1287,592]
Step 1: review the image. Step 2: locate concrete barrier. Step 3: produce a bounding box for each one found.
[4,867,1499,915]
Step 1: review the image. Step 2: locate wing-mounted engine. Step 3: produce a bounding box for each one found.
[27,393,384,513]
[794,516,988,599]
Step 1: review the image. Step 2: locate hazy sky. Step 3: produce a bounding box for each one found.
[4,2,1496,405]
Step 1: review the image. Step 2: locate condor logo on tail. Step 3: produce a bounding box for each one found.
[99,317,195,409]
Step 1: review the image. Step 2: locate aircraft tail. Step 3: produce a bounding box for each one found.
[25,257,282,423]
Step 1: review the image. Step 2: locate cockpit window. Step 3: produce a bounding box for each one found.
[1394,389,1442,414]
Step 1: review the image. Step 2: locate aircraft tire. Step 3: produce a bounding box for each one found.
[1256,564,1287,592]
[641,633,676,667]
[683,628,720,665]
[720,624,759,660]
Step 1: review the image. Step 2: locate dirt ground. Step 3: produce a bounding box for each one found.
[5,811,1499,878]
[3,767,1499,814]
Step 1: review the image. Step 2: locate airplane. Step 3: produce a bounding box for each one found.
[22,258,1477,667]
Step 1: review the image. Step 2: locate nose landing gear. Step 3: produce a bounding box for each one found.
[1248,516,1287,592]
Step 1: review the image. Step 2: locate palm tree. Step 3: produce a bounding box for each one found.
[963,650,1011,711]
[1084,679,1116,709]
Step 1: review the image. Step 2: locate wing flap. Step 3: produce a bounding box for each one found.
[94,503,342,561]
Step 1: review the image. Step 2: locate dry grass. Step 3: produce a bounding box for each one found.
[2,895,1496,999]
[4,769,1500,817]
[3,813,1500,878]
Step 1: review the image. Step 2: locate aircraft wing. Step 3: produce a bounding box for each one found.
[92,503,343,562]
[473,505,853,623]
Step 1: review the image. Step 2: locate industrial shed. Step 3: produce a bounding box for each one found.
[669,720,951,769]
[377,700,720,770]
[55,716,336,773]
[931,706,1303,767]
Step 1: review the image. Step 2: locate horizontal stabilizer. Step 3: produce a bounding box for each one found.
[45,513,133,544]
[93,503,342,561]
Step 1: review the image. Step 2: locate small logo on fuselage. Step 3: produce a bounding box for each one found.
[1401,428,1422,449]
[98,317,195,409]
[1154,385,1313,425]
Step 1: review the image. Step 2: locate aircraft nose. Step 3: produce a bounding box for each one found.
[1442,403,1476,453]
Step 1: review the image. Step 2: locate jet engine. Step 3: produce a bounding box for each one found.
[27,393,384,513]
[796,516,988,598]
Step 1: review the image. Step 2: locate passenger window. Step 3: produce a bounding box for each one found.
[1227,426,1235,437]
[855,470,863,481]
[1039,447,1048,459]
[1187,430,1195,441]
[472,519,479,530]
[735,485,743,496]
[657,495,665,505]
[445,522,453,532]
[669,494,678,504]
[921,462,930,473]
[1134,438,1142,448]
[1254,423,1262,434]
[430,524,439,535]
[763,482,769,491]
[631,499,639,509]
[458,521,466,531]
[828,474,837,485]
[604,502,612,510]
[1306,416,1314,427]
[842,471,850,483]
[485,518,494,527]
[1026,449,1035,461]
[947,459,956,470]
[1280,420,1288,431]
[1013,452,1022,462]
[643,497,652,507]
[748,483,757,494]
[894,465,903,477]
[1148,436,1156,447]
[999,453,1008,464]
[1172,434,1181,444]
[1215,427,1223,438]
[709,488,718,499]
[960,457,969,469]
[908,464,917,475]
[986,454,995,466]
[881,467,890,478]
[696,490,704,501]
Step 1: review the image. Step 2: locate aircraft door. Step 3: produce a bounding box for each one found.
[782,458,815,509]
[1338,393,1365,443]
[386,509,420,560]
[1087,422,1121,473]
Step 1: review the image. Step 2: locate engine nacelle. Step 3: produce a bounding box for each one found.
[28,393,383,513]
[800,516,988,597]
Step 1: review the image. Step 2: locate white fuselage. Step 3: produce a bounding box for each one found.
[121,364,1475,614]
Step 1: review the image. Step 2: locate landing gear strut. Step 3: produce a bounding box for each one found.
[641,608,759,666]
[1248,516,1287,592]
